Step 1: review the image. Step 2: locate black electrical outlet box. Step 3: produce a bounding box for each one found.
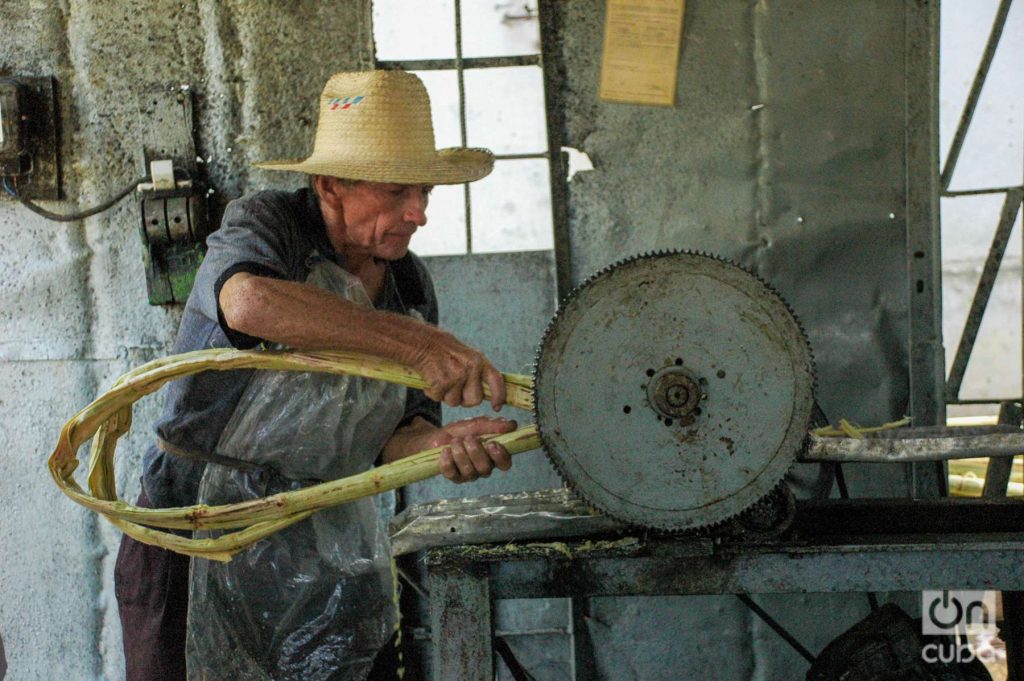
[0,76,60,200]
[0,80,28,172]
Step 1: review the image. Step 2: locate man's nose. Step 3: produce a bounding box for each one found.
[404,191,428,226]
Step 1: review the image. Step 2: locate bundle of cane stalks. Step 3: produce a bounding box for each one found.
[48,349,540,562]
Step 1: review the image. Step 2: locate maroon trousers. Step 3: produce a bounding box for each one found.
[114,491,190,681]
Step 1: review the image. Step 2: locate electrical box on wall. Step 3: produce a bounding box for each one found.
[136,85,210,305]
[0,76,60,199]
[0,81,28,171]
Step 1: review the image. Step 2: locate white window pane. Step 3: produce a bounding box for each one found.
[461,2,541,58]
[464,66,548,154]
[941,194,1022,265]
[414,70,462,149]
[943,252,1022,401]
[373,0,456,60]
[410,184,467,256]
[471,159,552,253]
[939,0,1024,189]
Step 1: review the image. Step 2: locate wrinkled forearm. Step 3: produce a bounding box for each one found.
[381,416,440,464]
[220,272,434,362]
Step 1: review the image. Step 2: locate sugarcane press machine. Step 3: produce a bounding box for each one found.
[393,251,1024,680]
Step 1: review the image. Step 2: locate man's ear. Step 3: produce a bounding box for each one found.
[314,175,345,208]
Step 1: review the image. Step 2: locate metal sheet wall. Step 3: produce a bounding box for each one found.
[548,0,936,497]
[535,1,941,678]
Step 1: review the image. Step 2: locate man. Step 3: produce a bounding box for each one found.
[115,70,515,680]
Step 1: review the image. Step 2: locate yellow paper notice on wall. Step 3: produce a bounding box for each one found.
[599,0,686,106]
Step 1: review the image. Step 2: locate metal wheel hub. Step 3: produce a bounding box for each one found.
[646,365,705,424]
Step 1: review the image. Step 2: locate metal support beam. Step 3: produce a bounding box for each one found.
[538,0,574,299]
[426,534,1024,602]
[904,0,946,497]
[983,402,1023,496]
[429,567,492,681]
[377,55,541,71]
[736,594,817,664]
[424,501,1024,671]
[792,497,1024,536]
[570,597,598,681]
[804,425,1024,463]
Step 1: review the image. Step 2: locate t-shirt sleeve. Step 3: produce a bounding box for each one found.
[192,194,295,348]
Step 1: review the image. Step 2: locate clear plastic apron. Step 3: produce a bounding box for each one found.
[186,255,407,681]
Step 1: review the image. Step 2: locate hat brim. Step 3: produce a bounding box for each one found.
[254,147,494,185]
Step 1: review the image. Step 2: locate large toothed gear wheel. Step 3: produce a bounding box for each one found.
[533,251,816,531]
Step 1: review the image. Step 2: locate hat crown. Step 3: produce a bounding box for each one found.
[312,70,438,162]
[255,70,492,185]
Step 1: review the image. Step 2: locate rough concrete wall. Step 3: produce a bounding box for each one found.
[546,1,928,679]
[0,2,372,679]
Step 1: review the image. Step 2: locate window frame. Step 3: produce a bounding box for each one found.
[374,0,554,255]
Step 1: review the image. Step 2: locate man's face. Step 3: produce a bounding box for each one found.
[332,180,432,261]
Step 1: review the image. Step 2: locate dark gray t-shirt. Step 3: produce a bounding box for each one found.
[141,187,440,509]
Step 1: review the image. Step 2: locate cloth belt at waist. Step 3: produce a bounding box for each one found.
[156,436,324,486]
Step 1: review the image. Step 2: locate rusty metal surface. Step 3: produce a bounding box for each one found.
[529,2,939,675]
[429,534,1024,599]
[429,567,493,680]
[544,0,929,500]
[803,425,1024,462]
[533,251,815,530]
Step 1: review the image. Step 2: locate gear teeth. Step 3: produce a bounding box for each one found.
[732,479,797,536]
[533,250,815,533]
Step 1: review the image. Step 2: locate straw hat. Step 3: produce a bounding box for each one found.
[256,70,494,185]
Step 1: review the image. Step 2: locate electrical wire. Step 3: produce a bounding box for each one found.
[2,175,146,222]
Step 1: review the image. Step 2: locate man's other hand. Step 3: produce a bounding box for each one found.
[433,416,517,483]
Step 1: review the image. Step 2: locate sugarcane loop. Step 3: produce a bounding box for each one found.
[48,348,540,561]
